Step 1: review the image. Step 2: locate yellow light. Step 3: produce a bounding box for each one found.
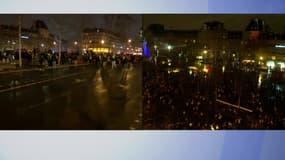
[258,73,262,88]
[203,50,207,54]
[259,56,263,60]
[196,56,203,60]
[172,69,180,73]
[210,125,215,131]
[188,66,198,70]
[92,48,109,53]
[215,125,219,130]
[203,68,209,73]
[272,56,276,60]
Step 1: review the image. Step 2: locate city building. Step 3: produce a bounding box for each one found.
[144,19,285,70]
[82,28,141,55]
[245,18,285,70]
[0,20,56,54]
[144,22,244,65]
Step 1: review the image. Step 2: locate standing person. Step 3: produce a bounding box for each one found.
[103,55,107,68]
[89,54,93,64]
[52,54,56,67]
[111,54,117,69]
[98,54,102,67]
[120,55,129,85]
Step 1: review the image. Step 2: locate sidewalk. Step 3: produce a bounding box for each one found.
[0,63,18,72]
[0,63,90,74]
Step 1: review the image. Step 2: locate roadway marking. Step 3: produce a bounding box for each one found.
[0,71,91,93]
[216,99,253,113]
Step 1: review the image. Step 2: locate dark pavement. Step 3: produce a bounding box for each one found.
[0,64,142,129]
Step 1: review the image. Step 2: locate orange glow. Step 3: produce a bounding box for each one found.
[89,48,109,53]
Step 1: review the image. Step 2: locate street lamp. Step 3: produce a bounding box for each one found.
[154,45,157,50]
[101,40,105,44]
[154,45,159,57]
[74,41,79,53]
[18,16,22,67]
[167,45,172,52]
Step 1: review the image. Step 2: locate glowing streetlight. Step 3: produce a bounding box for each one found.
[154,45,158,50]
[167,45,172,51]
[41,43,44,47]
[74,41,78,45]
[53,41,57,45]
[259,56,263,60]
[101,40,105,44]
[203,50,207,54]
[128,39,132,43]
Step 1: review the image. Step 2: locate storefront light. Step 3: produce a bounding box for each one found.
[266,61,275,69]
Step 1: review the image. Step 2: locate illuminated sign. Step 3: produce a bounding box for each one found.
[89,48,109,53]
[21,35,29,39]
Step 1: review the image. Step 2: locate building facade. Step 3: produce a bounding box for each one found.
[0,20,56,54]
[144,22,244,65]
[82,28,141,55]
[144,19,285,70]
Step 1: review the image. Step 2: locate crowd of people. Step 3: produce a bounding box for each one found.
[0,50,141,69]
[143,58,285,129]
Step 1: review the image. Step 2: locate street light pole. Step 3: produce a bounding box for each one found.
[18,16,22,67]
[58,34,61,65]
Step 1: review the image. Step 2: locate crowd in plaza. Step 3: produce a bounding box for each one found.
[0,50,141,69]
[143,58,285,129]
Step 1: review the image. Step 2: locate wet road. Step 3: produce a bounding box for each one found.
[0,64,142,129]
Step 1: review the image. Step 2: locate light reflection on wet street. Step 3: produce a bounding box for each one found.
[0,64,142,129]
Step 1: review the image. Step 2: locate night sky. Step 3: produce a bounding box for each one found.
[0,14,142,41]
[143,14,285,33]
